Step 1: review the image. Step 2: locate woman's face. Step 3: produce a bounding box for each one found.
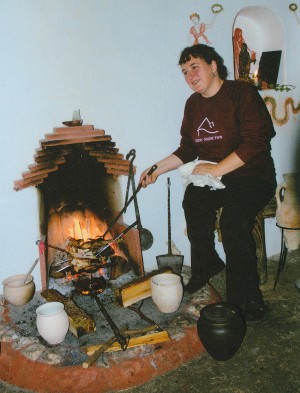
[180,56,218,97]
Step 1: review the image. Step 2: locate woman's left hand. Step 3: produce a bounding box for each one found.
[192,162,219,177]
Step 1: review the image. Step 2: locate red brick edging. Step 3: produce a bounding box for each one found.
[0,326,204,393]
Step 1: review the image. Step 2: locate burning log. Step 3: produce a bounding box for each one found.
[48,233,126,275]
[41,289,96,338]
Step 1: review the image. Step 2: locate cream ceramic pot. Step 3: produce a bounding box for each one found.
[151,273,183,313]
[36,302,69,345]
[276,173,300,250]
[2,274,35,306]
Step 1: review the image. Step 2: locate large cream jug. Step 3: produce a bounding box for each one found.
[276,173,300,250]
[151,273,183,313]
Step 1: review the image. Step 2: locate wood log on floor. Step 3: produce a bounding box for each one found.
[114,268,172,308]
[82,328,170,356]
[41,289,96,338]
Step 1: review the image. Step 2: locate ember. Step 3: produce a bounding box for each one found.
[73,275,107,295]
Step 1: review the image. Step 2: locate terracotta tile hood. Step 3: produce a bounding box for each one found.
[14,124,133,191]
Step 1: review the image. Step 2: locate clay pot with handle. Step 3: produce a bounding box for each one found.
[276,173,300,250]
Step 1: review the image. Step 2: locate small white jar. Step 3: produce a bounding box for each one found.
[36,302,69,345]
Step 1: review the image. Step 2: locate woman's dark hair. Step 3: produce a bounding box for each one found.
[179,44,228,80]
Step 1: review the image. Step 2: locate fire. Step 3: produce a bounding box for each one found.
[63,212,110,243]
[47,206,122,263]
[65,271,82,281]
[47,204,131,283]
[48,206,112,252]
[65,266,109,283]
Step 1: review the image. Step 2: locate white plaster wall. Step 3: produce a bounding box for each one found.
[0,0,299,292]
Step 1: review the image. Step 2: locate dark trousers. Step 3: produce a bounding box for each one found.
[182,176,275,306]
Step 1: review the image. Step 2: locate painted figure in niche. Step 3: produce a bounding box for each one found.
[238,42,256,80]
[188,13,216,45]
[233,27,256,80]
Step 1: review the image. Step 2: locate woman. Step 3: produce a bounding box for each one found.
[140,44,276,322]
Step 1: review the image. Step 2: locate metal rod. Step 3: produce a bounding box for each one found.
[101,164,157,238]
[95,220,138,257]
[128,301,162,331]
[91,293,128,350]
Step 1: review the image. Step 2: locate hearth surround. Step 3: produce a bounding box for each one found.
[14,123,144,291]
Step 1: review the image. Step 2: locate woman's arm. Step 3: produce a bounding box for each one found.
[192,152,245,177]
[139,154,183,187]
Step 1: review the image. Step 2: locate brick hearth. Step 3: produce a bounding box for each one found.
[14,124,133,191]
[0,272,220,393]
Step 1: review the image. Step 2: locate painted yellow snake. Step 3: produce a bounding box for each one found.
[263,96,300,126]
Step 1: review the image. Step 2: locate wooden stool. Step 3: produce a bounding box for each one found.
[215,196,277,284]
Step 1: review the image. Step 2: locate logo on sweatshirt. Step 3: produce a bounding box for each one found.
[196,117,219,136]
[195,117,222,143]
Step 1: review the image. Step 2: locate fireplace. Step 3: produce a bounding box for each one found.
[5,122,221,393]
[14,123,144,290]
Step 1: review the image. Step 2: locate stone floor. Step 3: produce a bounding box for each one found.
[0,249,299,393]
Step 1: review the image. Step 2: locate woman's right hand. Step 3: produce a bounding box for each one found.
[139,166,159,188]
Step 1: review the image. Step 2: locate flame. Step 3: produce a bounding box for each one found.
[48,207,113,257]
[48,206,129,279]
[64,212,109,242]
[65,271,81,281]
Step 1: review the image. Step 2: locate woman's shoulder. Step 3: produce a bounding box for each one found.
[223,80,259,102]
[185,92,201,105]
[224,79,256,93]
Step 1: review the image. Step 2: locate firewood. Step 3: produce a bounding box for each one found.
[82,335,117,368]
[114,268,173,308]
[41,289,96,337]
[81,324,159,368]
[84,330,170,356]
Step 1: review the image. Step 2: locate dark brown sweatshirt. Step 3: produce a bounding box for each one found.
[173,80,276,186]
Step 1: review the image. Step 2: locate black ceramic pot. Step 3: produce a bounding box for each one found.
[197,302,246,361]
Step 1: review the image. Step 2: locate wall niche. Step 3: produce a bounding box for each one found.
[233,6,285,90]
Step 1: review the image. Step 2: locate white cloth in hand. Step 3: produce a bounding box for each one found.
[178,160,225,190]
